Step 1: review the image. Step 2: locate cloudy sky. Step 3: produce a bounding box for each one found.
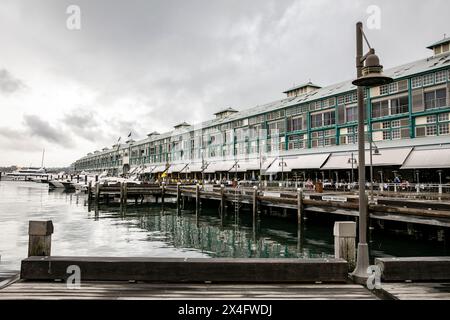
[0,0,448,167]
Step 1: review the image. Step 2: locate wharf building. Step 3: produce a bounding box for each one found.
[74,38,450,184]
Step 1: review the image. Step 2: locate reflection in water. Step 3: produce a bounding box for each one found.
[0,180,449,273]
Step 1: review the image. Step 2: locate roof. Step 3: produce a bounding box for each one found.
[283,81,322,93]
[213,107,238,115]
[427,37,450,49]
[76,52,450,163]
[147,131,160,137]
[174,122,191,128]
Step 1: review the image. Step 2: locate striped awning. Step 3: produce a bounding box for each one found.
[204,161,236,173]
[184,163,205,173]
[152,165,169,174]
[231,159,261,172]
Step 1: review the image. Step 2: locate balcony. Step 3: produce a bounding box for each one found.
[425,97,447,110]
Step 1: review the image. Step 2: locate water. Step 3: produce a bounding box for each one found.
[0,180,448,272]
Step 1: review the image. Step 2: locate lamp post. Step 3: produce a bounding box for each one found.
[351,22,393,284]
[369,141,381,203]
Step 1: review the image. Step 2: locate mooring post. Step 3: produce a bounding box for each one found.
[28,220,54,257]
[119,182,123,204]
[95,183,100,202]
[161,182,165,206]
[84,175,88,185]
[76,175,80,183]
[0,172,2,180]
[195,183,200,213]
[334,221,356,270]
[123,182,128,205]
[88,181,92,200]
[95,175,98,183]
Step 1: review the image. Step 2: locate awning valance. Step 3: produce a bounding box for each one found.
[321,154,356,170]
[287,153,331,170]
[184,163,205,173]
[231,159,261,172]
[152,165,169,173]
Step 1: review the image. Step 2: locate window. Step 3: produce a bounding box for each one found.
[388,82,398,94]
[426,125,437,136]
[323,111,336,126]
[380,85,389,95]
[425,89,447,110]
[439,123,450,135]
[345,106,358,122]
[427,115,437,123]
[311,114,322,128]
[439,113,449,122]
[288,117,303,132]
[288,135,306,150]
[391,129,401,140]
[391,96,409,115]
[382,131,390,140]
[436,70,447,83]
[412,76,422,89]
[382,121,390,129]
[423,73,435,86]
[372,100,389,118]
[267,120,285,135]
[391,120,401,128]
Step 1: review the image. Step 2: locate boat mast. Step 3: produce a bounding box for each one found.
[41,148,45,168]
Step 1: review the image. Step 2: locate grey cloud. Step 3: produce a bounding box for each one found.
[0,127,42,152]
[0,69,26,94]
[23,115,74,148]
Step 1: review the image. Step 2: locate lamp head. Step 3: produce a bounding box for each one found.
[352,52,394,87]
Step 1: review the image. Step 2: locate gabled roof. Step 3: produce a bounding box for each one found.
[174,122,191,129]
[427,37,450,49]
[283,81,322,93]
[213,107,238,115]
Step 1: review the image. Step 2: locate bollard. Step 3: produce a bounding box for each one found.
[334,221,356,270]
[28,221,54,257]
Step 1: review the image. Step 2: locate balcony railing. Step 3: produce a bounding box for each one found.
[425,97,447,110]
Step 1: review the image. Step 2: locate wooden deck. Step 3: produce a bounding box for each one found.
[0,279,377,300]
[381,282,450,300]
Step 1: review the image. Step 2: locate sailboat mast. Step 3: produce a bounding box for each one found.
[41,148,45,168]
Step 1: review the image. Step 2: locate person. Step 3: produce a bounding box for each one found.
[394,176,401,184]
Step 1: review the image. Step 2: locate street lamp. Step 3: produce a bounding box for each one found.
[351,22,393,284]
[348,152,356,185]
[279,157,287,188]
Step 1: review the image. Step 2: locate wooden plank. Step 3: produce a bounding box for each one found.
[20,257,349,283]
[376,257,450,281]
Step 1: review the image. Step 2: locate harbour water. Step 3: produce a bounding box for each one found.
[0,180,448,272]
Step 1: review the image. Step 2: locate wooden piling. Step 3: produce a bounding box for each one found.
[252,187,258,232]
[84,175,88,184]
[95,175,98,182]
[87,181,92,201]
[119,182,124,204]
[76,175,80,183]
[176,183,181,213]
[161,183,165,206]
[123,182,128,204]
[195,184,200,213]
[95,183,100,202]
[220,185,225,217]
[28,221,54,257]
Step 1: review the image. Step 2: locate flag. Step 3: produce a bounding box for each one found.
[117,136,121,143]
[128,132,132,138]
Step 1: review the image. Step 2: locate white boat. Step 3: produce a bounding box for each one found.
[6,167,48,180]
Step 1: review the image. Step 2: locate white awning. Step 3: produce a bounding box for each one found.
[321,154,356,170]
[204,161,236,173]
[322,148,413,170]
[365,147,412,166]
[287,153,331,170]
[266,158,293,174]
[152,165,169,173]
[184,163,204,173]
[401,148,450,169]
[167,163,188,174]
[142,165,156,174]
[231,159,261,172]
[129,166,139,174]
